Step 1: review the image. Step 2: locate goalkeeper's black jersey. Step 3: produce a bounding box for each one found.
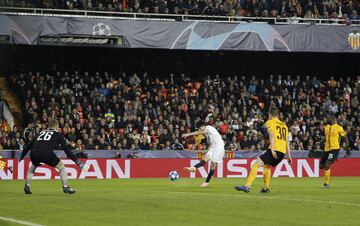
[20,129,78,163]
[30,130,68,152]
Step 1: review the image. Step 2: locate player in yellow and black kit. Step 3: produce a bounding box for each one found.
[235,107,292,193]
[320,115,348,188]
[0,149,5,170]
[0,152,12,173]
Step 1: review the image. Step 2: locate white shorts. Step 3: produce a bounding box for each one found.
[204,145,225,163]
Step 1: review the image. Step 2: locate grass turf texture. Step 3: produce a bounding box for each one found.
[1,177,360,226]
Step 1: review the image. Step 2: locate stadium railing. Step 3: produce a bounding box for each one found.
[1,6,359,26]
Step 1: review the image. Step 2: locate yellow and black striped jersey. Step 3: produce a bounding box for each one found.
[265,118,288,154]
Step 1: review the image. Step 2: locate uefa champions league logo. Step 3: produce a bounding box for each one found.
[92,23,111,36]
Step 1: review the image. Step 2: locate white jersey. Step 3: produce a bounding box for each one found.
[205,125,224,147]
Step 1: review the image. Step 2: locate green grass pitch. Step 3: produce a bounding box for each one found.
[1,177,360,226]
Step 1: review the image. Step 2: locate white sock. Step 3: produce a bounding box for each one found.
[57,165,68,187]
[25,164,37,186]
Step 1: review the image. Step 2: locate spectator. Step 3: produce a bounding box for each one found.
[349,10,360,23]
[304,9,314,18]
[85,138,96,149]
[223,0,234,14]
[202,1,216,15]
[159,129,172,145]
[216,4,227,16]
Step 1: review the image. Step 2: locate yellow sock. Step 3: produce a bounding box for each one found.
[263,165,271,189]
[324,169,331,185]
[245,163,260,188]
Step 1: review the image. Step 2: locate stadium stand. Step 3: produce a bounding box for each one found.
[0,0,359,22]
[1,71,359,152]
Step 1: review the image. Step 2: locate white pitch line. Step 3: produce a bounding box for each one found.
[168,191,360,208]
[0,216,44,226]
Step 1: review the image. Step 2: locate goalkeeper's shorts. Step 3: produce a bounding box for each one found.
[30,151,60,167]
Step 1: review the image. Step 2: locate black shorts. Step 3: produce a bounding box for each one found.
[30,151,60,167]
[320,150,339,166]
[260,149,285,167]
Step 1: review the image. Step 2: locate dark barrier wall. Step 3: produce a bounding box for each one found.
[1,15,360,53]
[1,45,359,77]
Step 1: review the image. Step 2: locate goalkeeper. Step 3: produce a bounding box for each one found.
[19,119,88,195]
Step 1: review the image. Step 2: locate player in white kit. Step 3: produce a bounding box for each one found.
[182,120,225,187]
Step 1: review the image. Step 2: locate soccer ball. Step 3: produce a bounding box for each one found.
[169,170,179,181]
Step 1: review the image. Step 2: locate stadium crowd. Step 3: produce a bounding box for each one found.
[1,72,360,153]
[1,0,360,21]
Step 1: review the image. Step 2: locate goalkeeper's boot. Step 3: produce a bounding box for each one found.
[322,183,330,189]
[259,188,271,193]
[234,185,251,193]
[200,182,209,187]
[184,167,196,172]
[63,186,76,194]
[24,184,32,195]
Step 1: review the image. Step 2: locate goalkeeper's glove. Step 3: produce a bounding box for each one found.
[76,160,89,172]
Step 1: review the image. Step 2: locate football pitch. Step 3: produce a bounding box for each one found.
[1,177,360,226]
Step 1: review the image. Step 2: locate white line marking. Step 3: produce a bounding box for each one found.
[168,191,360,208]
[0,216,44,226]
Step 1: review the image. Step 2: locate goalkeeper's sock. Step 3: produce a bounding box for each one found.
[324,169,331,185]
[245,163,260,188]
[205,169,215,183]
[194,160,206,168]
[25,164,37,186]
[56,165,69,187]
